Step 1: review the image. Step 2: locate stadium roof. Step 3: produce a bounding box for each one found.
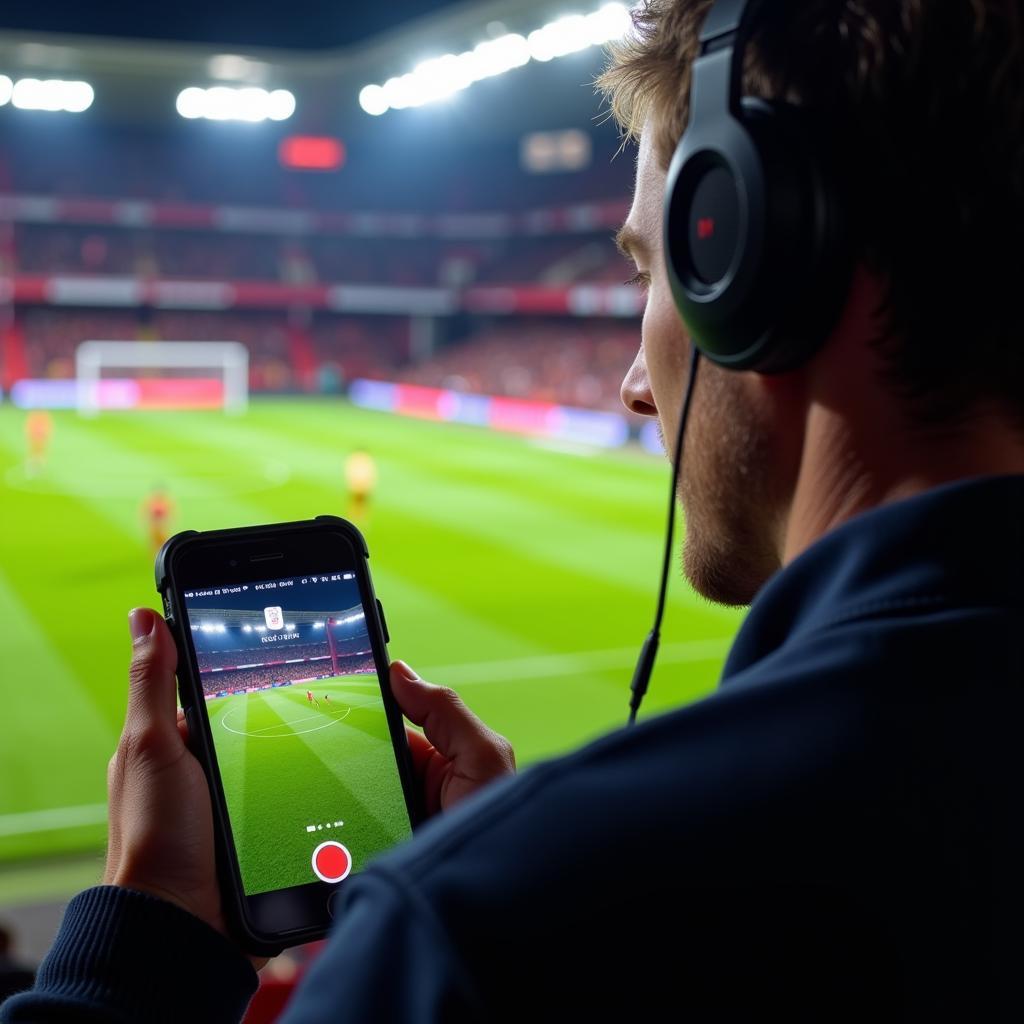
[0,0,469,50]
[0,0,617,141]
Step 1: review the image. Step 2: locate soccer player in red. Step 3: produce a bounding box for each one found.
[306,690,319,709]
[141,487,175,556]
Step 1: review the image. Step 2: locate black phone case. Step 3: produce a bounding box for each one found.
[155,515,423,956]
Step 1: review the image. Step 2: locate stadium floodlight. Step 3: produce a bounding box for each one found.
[8,77,94,113]
[200,623,214,633]
[285,623,296,631]
[176,87,205,119]
[359,3,630,115]
[313,621,325,628]
[358,85,388,116]
[528,15,591,61]
[0,75,13,106]
[243,625,253,633]
[255,625,267,633]
[267,89,296,121]
[175,85,295,122]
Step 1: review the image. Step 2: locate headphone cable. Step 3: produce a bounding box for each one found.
[627,345,701,726]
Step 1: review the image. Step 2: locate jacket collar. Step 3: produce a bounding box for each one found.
[720,474,1024,683]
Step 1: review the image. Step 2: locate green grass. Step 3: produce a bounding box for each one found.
[208,675,411,895]
[0,398,744,865]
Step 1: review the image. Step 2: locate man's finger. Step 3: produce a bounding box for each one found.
[390,661,514,774]
[405,726,434,775]
[125,609,179,738]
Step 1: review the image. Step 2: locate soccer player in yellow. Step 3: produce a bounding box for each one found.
[344,448,377,525]
[24,410,53,477]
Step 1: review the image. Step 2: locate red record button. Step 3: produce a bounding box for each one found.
[311,841,352,883]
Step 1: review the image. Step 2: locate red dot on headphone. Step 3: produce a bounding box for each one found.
[697,216,716,240]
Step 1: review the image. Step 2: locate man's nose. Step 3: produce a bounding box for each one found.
[620,349,657,417]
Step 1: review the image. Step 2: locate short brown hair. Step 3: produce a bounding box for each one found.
[599,1,1024,428]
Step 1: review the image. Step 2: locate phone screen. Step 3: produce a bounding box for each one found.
[181,571,412,897]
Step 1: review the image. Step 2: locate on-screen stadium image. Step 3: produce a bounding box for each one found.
[186,576,412,895]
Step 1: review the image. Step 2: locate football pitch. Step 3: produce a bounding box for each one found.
[0,398,744,863]
[207,675,412,895]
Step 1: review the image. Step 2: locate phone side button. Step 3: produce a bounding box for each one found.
[376,599,390,644]
[327,889,344,920]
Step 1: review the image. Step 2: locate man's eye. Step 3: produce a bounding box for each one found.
[624,271,650,289]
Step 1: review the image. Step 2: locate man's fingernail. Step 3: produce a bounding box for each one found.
[394,660,419,681]
[129,608,156,643]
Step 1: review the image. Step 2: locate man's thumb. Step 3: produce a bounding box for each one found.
[125,609,180,737]
[389,660,514,774]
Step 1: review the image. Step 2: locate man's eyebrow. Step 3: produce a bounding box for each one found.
[614,224,648,261]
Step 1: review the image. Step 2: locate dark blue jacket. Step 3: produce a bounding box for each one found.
[4,475,1022,1022]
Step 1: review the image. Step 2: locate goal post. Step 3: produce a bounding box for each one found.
[75,340,249,415]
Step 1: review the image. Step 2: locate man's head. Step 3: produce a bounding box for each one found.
[602,0,1024,604]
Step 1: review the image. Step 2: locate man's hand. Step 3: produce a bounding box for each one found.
[389,660,516,817]
[102,610,515,957]
[104,608,233,940]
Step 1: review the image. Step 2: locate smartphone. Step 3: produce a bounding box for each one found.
[156,516,422,954]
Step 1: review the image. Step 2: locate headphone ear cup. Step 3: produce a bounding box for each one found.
[739,98,851,371]
[664,97,851,373]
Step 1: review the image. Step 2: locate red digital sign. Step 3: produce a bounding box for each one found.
[278,136,346,171]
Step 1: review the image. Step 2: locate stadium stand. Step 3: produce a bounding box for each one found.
[327,637,373,657]
[200,656,376,696]
[2,128,641,417]
[396,321,638,413]
[196,644,333,671]
[0,128,634,210]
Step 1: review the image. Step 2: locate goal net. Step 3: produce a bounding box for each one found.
[75,340,249,415]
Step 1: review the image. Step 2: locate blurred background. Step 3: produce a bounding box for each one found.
[0,1,743,1016]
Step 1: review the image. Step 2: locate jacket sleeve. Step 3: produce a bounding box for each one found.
[278,867,485,1024]
[0,887,258,1024]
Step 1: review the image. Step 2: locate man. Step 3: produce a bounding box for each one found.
[4,1,1023,1020]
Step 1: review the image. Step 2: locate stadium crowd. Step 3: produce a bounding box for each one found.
[15,307,637,413]
[195,643,332,672]
[11,224,622,288]
[396,322,638,413]
[200,655,377,695]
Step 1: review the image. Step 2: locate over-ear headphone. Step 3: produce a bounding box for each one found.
[663,0,851,373]
[629,0,853,725]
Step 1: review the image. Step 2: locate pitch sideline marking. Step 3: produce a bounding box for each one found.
[0,803,109,837]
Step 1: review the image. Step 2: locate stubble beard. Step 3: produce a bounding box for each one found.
[670,372,783,607]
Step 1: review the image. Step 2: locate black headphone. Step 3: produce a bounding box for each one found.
[629,0,853,724]
[663,0,851,373]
